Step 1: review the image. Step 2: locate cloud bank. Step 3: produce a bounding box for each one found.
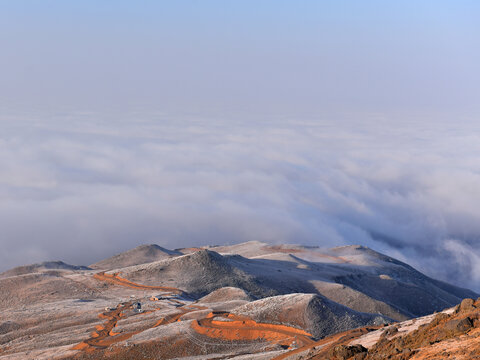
[1,112,480,291]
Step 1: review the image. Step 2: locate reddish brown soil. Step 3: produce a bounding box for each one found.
[72,302,135,352]
[75,275,480,360]
[362,298,480,360]
[191,311,314,348]
[72,272,320,358]
[272,326,378,360]
[152,304,207,327]
[73,273,186,353]
[93,272,181,294]
[296,298,480,360]
[72,273,480,360]
[71,335,248,360]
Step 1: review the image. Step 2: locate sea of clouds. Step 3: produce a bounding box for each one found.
[1,112,480,291]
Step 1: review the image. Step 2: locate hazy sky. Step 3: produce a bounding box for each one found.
[1,2,480,290]
[1,1,479,115]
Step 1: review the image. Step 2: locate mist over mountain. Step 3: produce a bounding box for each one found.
[1,114,480,292]
[1,1,480,293]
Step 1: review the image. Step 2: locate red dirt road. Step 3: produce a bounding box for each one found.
[93,272,181,294]
[74,272,317,356]
[72,302,134,352]
[191,311,314,348]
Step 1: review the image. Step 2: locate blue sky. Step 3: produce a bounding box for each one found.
[1,1,480,290]
[1,1,479,115]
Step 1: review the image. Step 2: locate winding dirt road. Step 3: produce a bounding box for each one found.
[191,311,314,348]
[74,271,318,356]
[93,272,181,294]
[72,301,134,352]
[73,272,186,352]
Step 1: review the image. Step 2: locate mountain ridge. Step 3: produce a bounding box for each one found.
[0,241,478,360]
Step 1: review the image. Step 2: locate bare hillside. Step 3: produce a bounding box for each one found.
[0,241,477,360]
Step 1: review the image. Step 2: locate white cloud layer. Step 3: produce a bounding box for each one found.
[1,112,480,291]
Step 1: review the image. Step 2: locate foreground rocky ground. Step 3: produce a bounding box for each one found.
[300,297,480,359]
[0,241,477,359]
